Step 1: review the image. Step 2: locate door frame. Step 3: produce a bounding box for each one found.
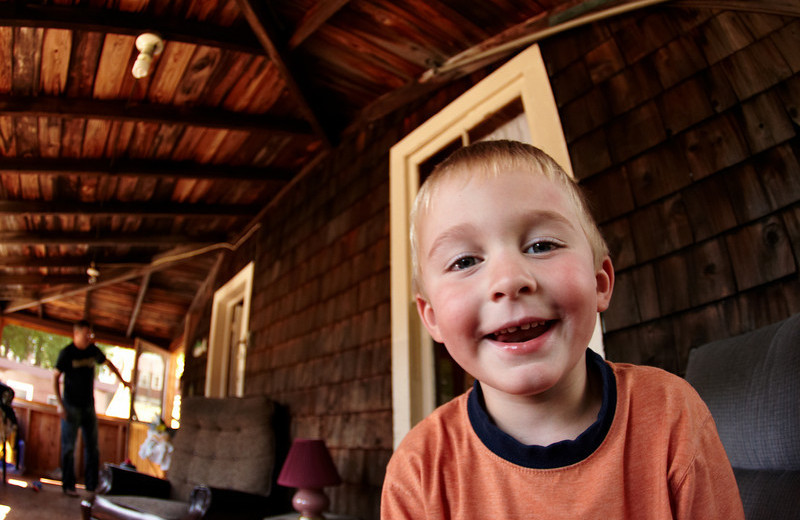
[205,261,254,397]
[389,44,572,448]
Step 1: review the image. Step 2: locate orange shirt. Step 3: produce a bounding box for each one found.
[381,360,744,519]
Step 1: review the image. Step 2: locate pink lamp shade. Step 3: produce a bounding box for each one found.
[278,439,342,520]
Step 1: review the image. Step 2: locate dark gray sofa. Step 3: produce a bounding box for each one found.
[685,313,800,520]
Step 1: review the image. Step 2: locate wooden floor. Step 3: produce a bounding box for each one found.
[0,474,87,519]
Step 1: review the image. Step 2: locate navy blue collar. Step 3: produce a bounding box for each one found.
[467,349,616,469]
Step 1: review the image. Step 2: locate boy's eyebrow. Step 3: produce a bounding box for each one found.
[426,223,477,260]
[425,209,579,260]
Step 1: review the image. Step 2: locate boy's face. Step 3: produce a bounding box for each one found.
[415,168,614,399]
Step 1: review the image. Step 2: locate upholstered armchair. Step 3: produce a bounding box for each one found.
[685,313,800,519]
[81,395,292,520]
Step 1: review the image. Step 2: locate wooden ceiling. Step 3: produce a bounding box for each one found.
[2,0,785,348]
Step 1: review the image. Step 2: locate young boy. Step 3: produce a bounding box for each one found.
[381,140,743,519]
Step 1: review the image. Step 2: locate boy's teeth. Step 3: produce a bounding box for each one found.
[497,321,544,335]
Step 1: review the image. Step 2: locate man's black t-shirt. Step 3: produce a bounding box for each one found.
[56,343,106,407]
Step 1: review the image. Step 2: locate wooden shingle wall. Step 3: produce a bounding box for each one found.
[181,7,800,518]
[541,7,800,373]
[181,77,483,519]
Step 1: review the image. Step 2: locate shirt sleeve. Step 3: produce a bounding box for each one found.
[381,448,427,519]
[92,344,107,364]
[672,411,745,519]
[55,347,69,373]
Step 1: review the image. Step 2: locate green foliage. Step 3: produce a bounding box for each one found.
[0,324,71,368]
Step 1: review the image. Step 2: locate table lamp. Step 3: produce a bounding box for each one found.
[277,438,342,520]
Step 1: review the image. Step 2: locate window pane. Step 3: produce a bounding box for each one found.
[133,351,166,423]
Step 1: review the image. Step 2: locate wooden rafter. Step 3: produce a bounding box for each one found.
[127,272,151,338]
[0,255,150,268]
[0,231,227,247]
[0,274,91,285]
[235,0,333,146]
[0,3,263,54]
[0,95,314,137]
[0,200,260,218]
[288,0,352,49]
[3,250,216,315]
[0,157,293,182]
[2,313,136,348]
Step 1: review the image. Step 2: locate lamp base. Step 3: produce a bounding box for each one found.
[292,488,329,520]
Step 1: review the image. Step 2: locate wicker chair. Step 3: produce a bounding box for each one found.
[81,395,291,520]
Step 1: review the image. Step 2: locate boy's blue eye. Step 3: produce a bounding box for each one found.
[525,241,559,254]
[451,256,479,271]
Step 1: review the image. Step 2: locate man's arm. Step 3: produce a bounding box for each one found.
[104,359,132,389]
[53,370,66,420]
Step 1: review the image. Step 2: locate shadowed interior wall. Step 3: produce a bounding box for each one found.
[183,6,800,519]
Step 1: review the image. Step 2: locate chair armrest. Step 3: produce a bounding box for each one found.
[97,464,171,498]
[201,486,292,520]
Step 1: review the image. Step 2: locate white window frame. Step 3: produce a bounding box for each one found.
[389,44,604,448]
[205,261,254,397]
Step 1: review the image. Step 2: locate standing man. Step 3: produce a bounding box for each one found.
[53,320,131,496]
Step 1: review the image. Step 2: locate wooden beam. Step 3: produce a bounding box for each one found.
[0,95,314,137]
[0,157,294,182]
[1,313,135,348]
[0,3,264,54]
[3,249,217,315]
[0,273,91,285]
[672,0,800,16]
[354,0,665,125]
[288,0,352,49]
[0,231,227,247]
[0,255,150,268]
[127,272,151,338]
[235,0,334,146]
[0,200,260,218]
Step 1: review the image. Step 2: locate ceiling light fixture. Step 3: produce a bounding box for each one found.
[132,32,164,79]
[87,262,100,285]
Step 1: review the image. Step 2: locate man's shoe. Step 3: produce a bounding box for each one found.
[63,488,79,497]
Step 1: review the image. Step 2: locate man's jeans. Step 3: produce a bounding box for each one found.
[60,403,99,492]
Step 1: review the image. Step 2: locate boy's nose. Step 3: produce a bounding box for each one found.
[488,254,537,301]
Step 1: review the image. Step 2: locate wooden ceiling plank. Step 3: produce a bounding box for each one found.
[0,199,259,217]
[2,247,218,315]
[235,0,333,146]
[0,94,315,138]
[288,0,352,50]
[0,231,227,247]
[0,3,263,54]
[126,271,150,337]
[0,273,90,285]
[0,254,150,268]
[40,28,72,95]
[0,157,294,182]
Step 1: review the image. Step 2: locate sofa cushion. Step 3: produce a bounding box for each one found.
[733,468,800,520]
[685,313,800,471]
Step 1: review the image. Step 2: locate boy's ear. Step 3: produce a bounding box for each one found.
[416,295,444,343]
[595,256,615,312]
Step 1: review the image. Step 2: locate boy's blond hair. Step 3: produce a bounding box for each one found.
[410,140,608,293]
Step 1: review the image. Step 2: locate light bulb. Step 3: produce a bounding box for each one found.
[132,53,153,79]
[132,33,164,79]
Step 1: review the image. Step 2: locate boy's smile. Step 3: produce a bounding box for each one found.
[415,168,614,404]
